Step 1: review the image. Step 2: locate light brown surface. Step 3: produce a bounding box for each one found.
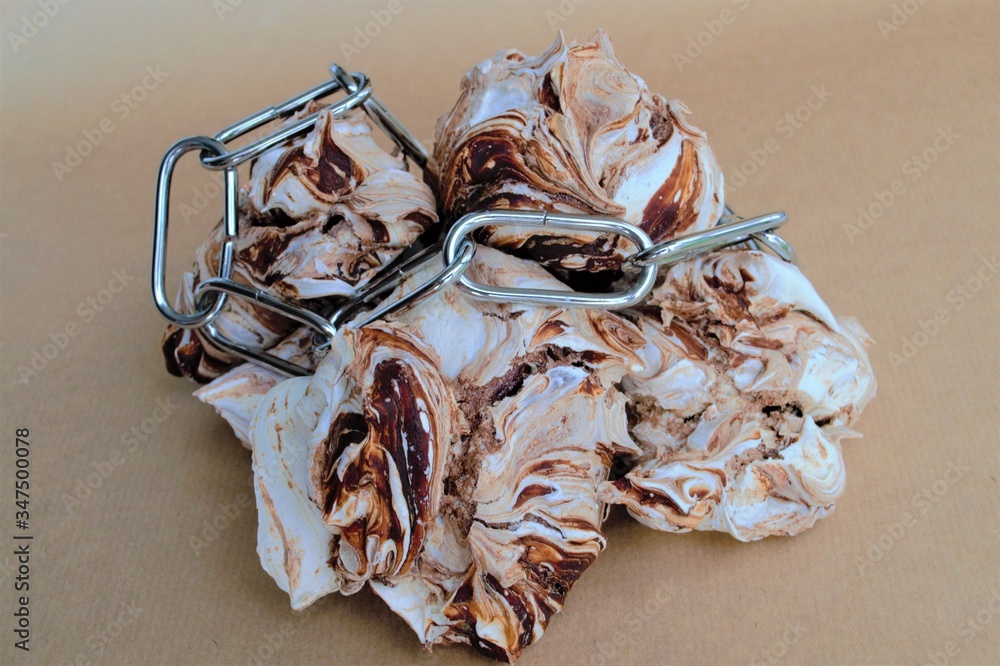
[1,1,998,664]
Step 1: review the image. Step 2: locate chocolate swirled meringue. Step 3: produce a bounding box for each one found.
[433,30,724,272]
[249,246,646,661]
[165,31,877,662]
[191,326,320,448]
[162,105,437,382]
[600,251,876,541]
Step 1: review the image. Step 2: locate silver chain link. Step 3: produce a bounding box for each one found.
[151,63,797,378]
[151,65,436,375]
[625,210,792,268]
[443,210,661,309]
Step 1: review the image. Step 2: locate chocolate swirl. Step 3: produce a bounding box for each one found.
[162,106,437,383]
[250,247,644,661]
[433,30,724,272]
[602,251,877,541]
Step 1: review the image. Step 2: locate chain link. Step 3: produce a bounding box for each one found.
[152,63,798,377]
[199,72,373,171]
[152,135,238,328]
[328,65,430,170]
[443,210,660,309]
[327,206,792,329]
[330,241,477,334]
[625,211,790,268]
[151,64,440,375]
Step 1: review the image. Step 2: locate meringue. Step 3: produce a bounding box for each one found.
[601,250,876,541]
[172,33,877,663]
[163,106,437,382]
[249,247,646,661]
[433,30,724,272]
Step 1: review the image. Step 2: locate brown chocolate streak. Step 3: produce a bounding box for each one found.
[368,359,433,570]
[641,139,702,242]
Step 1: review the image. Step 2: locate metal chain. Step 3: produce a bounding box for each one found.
[151,65,434,375]
[152,135,238,328]
[625,210,791,268]
[151,63,798,378]
[442,210,660,309]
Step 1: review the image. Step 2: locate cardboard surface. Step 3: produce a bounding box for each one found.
[1,1,998,664]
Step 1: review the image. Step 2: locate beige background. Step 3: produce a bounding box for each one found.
[1,1,998,664]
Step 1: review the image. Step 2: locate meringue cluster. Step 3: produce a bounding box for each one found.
[164,32,875,662]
